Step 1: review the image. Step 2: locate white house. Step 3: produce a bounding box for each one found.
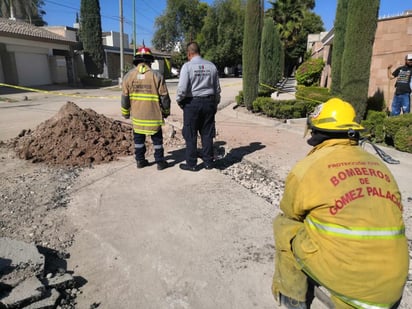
[0,18,77,87]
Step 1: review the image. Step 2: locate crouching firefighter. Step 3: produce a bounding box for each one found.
[121,46,171,170]
[272,98,409,309]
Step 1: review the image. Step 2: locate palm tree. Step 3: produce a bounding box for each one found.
[268,0,314,49]
[0,0,46,25]
[267,0,316,75]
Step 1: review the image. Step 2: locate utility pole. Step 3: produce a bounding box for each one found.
[119,0,124,85]
[133,0,136,54]
[10,0,16,20]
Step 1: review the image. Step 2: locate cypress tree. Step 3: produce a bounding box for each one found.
[330,0,348,95]
[242,0,263,110]
[259,17,282,92]
[340,0,379,121]
[79,0,105,77]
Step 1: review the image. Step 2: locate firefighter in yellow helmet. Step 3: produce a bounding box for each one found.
[121,46,171,170]
[272,98,408,309]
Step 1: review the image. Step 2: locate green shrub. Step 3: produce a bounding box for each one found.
[394,126,412,153]
[295,58,325,86]
[384,113,412,139]
[236,91,244,106]
[360,111,387,142]
[252,97,279,116]
[258,89,273,97]
[251,97,311,119]
[383,114,412,151]
[278,105,294,119]
[291,101,307,118]
[249,86,333,120]
[81,76,112,87]
[295,85,334,105]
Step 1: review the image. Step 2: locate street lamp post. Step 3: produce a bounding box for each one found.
[119,0,124,85]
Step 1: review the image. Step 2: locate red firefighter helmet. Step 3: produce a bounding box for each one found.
[134,46,154,64]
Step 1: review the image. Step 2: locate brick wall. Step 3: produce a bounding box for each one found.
[310,13,412,109]
[370,15,412,108]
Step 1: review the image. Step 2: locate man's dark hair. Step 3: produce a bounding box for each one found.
[187,42,200,55]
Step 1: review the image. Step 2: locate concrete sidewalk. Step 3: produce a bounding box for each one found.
[63,80,317,309]
[64,80,412,308]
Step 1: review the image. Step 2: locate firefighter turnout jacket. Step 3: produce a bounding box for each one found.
[121,63,171,135]
[280,138,408,308]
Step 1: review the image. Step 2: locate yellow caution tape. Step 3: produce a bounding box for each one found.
[0,80,242,100]
[260,82,324,104]
[0,83,120,99]
[222,81,242,87]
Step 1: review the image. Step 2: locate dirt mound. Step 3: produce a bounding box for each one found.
[12,101,134,166]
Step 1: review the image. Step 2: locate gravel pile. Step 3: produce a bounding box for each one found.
[220,158,284,206]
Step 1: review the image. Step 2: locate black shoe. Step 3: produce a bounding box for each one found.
[204,162,214,170]
[136,159,149,168]
[179,163,198,172]
[157,160,169,170]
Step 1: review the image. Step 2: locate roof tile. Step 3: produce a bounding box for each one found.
[0,18,76,43]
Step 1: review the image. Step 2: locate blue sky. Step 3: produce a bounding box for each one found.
[42,0,412,47]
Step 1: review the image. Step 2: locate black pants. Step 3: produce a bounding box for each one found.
[182,97,216,167]
[133,129,164,162]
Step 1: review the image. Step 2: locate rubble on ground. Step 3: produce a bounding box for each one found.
[0,238,78,308]
[0,102,184,308]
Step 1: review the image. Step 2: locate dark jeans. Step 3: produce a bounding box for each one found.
[391,93,410,115]
[133,129,164,162]
[182,97,216,167]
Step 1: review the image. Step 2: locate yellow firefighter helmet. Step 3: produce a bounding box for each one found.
[306,98,364,134]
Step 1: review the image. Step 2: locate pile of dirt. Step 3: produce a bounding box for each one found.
[11,101,134,167]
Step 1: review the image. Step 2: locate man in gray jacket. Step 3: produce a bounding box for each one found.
[176,42,221,171]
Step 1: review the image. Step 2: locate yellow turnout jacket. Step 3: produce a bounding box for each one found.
[282,139,408,308]
[121,63,170,135]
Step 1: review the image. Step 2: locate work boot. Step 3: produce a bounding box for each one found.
[204,161,214,170]
[179,163,198,172]
[157,160,169,170]
[136,159,149,169]
[279,294,307,309]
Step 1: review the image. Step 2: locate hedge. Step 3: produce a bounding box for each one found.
[236,88,412,153]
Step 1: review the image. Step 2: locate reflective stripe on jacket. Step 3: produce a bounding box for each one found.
[281,139,408,307]
[121,63,169,135]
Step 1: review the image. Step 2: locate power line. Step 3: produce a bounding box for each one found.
[141,0,163,16]
[44,0,122,23]
[43,0,158,43]
[44,0,78,12]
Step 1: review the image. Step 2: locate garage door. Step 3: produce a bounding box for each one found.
[0,57,4,83]
[15,52,51,86]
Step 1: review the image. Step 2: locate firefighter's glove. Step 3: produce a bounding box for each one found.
[162,108,170,119]
[123,114,130,120]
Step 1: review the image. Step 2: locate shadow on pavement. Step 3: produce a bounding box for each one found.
[165,148,186,167]
[164,141,265,171]
[214,141,266,170]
